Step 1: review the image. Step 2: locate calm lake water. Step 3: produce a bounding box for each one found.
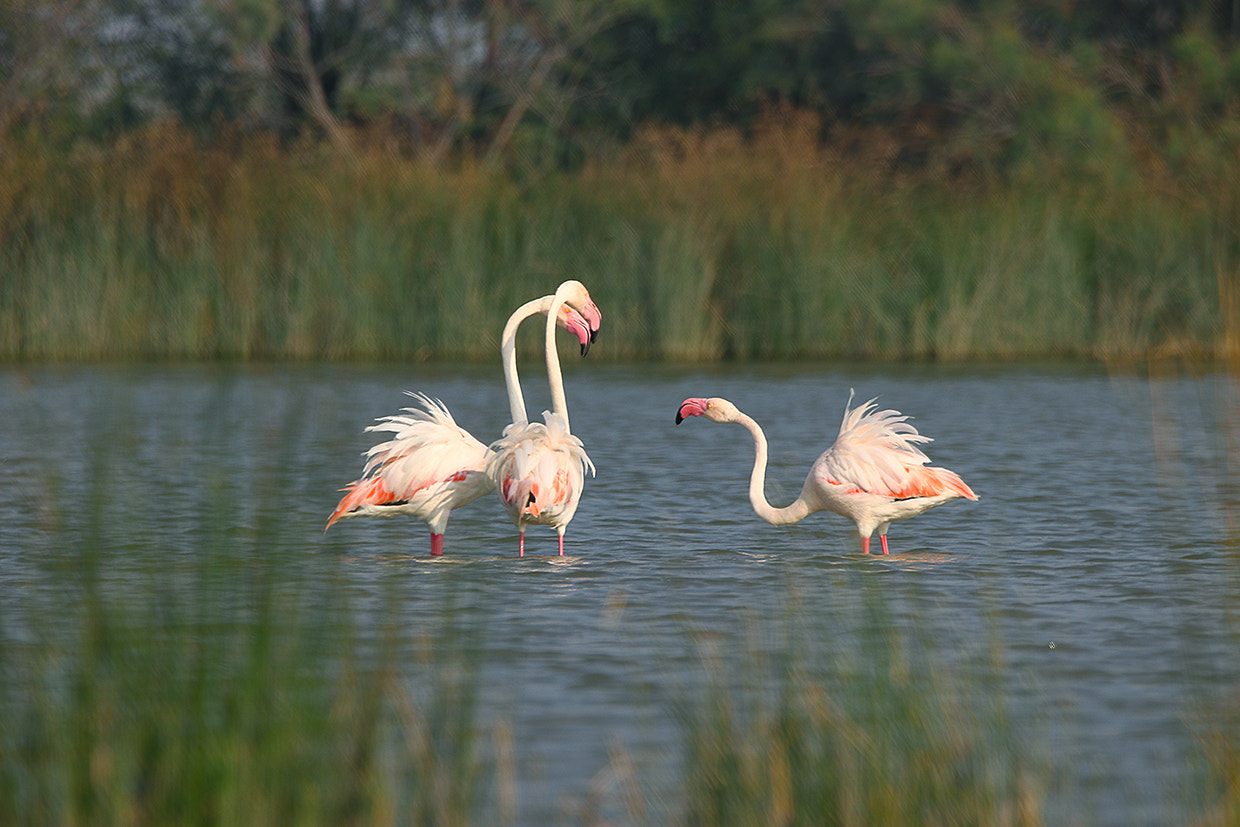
[2,360,1238,826]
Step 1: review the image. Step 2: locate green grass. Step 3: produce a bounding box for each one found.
[2,119,1238,364]
[2,565,495,825]
[678,597,1043,827]
[0,553,1043,827]
[0,516,485,827]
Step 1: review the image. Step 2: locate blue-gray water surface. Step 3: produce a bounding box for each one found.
[2,361,1238,826]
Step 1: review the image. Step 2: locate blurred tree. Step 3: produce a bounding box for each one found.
[575,0,857,130]
[103,0,633,163]
[1,0,1237,172]
[478,0,627,166]
[572,0,1204,174]
[0,0,101,143]
[123,0,248,128]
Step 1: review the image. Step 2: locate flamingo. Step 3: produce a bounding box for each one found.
[674,392,977,554]
[487,280,597,557]
[326,288,600,556]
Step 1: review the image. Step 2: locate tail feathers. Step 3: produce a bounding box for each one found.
[326,476,397,529]
[893,465,978,501]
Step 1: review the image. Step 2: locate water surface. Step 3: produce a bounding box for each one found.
[2,361,1238,825]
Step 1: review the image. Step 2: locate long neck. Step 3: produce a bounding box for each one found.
[501,297,552,426]
[545,294,570,430]
[734,411,813,526]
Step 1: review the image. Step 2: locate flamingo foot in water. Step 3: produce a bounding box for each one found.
[430,534,445,557]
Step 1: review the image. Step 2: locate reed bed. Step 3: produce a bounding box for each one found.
[677,588,1044,827]
[0,540,1043,826]
[2,119,1237,363]
[9,528,1234,826]
[0,478,487,826]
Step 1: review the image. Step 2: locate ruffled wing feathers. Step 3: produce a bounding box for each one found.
[487,411,595,482]
[331,393,491,521]
[820,390,967,500]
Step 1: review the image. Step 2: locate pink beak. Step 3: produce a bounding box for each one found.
[561,309,593,356]
[580,300,602,343]
[675,397,709,424]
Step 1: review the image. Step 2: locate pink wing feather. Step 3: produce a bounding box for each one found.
[817,394,976,501]
[327,392,492,527]
[487,411,594,527]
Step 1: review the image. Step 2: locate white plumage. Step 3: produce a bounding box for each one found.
[675,391,977,554]
[327,282,601,556]
[325,393,493,552]
[486,280,599,556]
[486,411,595,556]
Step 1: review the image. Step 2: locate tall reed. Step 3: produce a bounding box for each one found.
[1,116,1237,363]
[677,583,1043,827]
[0,387,489,826]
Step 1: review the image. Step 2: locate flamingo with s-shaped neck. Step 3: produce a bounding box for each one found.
[487,280,598,557]
[675,392,977,554]
[326,284,601,556]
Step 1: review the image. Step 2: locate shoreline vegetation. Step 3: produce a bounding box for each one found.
[2,115,1238,366]
[4,4,1238,822]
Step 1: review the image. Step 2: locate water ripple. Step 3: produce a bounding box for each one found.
[1,363,1238,827]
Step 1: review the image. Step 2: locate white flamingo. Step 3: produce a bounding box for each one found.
[326,287,600,556]
[674,392,977,554]
[487,280,598,556]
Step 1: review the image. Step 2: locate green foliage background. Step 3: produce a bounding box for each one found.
[2,0,1240,362]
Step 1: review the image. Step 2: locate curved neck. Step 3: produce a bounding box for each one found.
[545,293,570,430]
[734,411,812,526]
[500,297,553,426]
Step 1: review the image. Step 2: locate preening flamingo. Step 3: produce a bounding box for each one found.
[487,280,597,557]
[326,290,599,556]
[674,392,977,554]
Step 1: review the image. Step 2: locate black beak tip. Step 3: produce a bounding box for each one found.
[580,341,590,357]
[675,411,685,425]
[590,328,599,343]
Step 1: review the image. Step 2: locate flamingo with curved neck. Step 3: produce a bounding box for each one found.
[487,280,599,555]
[500,282,600,428]
[675,392,977,554]
[327,287,598,556]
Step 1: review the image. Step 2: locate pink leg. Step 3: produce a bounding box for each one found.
[860,536,870,554]
[558,534,565,556]
[430,533,445,557]
[518,530,525,557]
[880,535,889,555]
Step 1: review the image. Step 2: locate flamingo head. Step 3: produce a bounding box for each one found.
[675,397,738,424]
[557,306,594,356]
[556,280,602,343]
[507,477,541,518]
